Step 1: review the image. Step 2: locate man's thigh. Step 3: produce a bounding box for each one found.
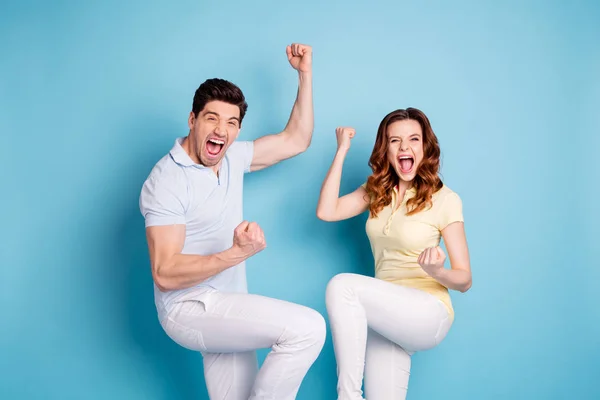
[163,289,322,353]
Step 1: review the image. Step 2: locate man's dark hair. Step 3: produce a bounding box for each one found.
[192,78,248,124]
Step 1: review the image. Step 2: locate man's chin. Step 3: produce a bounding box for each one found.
[200,154,222,167]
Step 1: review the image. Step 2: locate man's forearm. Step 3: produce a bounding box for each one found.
[154,247,248,291]
[283,71,314,149]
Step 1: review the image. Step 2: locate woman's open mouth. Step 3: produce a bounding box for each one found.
[398,155,414,174]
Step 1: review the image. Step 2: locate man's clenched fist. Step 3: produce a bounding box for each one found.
[287,43,312,73]
[233,221,267,258]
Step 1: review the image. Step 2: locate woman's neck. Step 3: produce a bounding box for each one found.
[397,179,413,193]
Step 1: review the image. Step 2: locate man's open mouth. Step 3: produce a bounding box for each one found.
[206,137,225,157]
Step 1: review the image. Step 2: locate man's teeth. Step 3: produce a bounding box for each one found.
[208,139,225,145]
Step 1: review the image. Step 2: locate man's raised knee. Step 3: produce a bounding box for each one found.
[282,306,327,352]
[309,309,327,347]
[298,307,327,349]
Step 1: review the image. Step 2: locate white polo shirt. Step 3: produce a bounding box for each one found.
[139,137,254,315]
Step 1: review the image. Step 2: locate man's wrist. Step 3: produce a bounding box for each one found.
[298,70,313,82]
[221,245,249,266]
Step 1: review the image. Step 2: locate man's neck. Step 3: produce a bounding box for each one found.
[181,136,198,162]
[181,136,221,176]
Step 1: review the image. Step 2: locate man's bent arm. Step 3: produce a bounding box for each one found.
[146,224,246,291]
[250,44,314,172]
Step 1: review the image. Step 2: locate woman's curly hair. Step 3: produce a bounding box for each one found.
[365,108,443,217]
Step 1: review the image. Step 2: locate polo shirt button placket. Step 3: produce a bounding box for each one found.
[384,192,397,235]
[384,218,392,235]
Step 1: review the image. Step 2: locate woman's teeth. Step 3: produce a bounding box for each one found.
[399,156,414,173]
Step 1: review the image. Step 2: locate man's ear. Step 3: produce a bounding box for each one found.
[188,111,195,130]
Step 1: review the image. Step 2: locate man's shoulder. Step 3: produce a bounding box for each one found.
[149,150,186,177]
[142,152,189,196]
[139,152,190,224]
[226,140,253,156]
[225,140,254,173]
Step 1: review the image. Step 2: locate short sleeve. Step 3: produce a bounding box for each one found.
[228,141,254,173]
[436,192,464,230]
[139,174,187,227]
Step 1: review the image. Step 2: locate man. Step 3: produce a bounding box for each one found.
[139,43,325,400]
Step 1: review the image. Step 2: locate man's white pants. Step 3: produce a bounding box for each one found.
[160,288,326,400]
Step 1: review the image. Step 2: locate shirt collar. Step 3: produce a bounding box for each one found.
[394,184,416,194]
[169,137,211,170]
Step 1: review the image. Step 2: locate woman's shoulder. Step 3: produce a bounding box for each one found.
[433,184,462,204]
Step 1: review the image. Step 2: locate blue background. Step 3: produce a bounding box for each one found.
[2,0,598,399]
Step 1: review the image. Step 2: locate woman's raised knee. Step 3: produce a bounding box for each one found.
[326,273,362,303]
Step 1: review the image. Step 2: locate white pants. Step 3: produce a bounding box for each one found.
[325,273,452,400]
[160,288,326,400]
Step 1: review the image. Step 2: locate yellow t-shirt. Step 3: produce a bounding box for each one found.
[364,184,463,322]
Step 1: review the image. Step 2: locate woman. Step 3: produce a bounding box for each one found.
[317,108,472,400]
